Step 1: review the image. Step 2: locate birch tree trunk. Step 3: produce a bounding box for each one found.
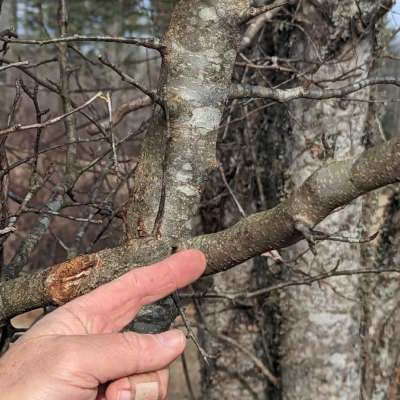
[278,2,383,399]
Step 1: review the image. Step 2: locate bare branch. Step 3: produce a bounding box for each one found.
[98,55,164,107]
[0,92,102,136]
[86,96,152,135]
[218,164,246,218]
[171,291,218,363]
[229,77,400,102]
[1,35,164,51]
[101,92,122,180]
[239,0,287,50]
[179,268,400,301]
[22,208,102,224]
[238,1,289,25]
[0,61,29,72]
[181,133,400,275]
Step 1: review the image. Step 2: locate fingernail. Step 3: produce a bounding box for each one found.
[118,390,131,400]
[156,329,184,347]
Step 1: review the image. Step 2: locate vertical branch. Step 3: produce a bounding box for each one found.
[152,86,171,236]
[218,164,246,218]
[0,79,20,280]
[146,48,152,90]
[106,92,122,180]
[181,352,195,400]
[56,0,78,191]
[19,79,50,184]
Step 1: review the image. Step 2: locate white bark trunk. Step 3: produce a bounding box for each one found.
[281,26,372,400]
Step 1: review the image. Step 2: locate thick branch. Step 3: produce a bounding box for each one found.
[0,35,164,51]
[1,134,400,325]
[229,77,400,102]
[181,133,400,275]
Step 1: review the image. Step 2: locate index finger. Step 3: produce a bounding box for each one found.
[61,249,206,334]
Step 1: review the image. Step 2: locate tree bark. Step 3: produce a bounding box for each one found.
[278,1,375,398]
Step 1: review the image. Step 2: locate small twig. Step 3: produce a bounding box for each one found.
[0,163,54,244]
[22,208,102,224]
[238,1,289,24]
[375,114,387,142]
[321,133,337,162]
[212,330,279,387]
[181,352,195,400]
[179,267,400,301]
[78,119,149,177]
[1,35,164,51]
[0,61,28,72]
[0,92,102,136]
[100,92,122,180]
[172,291,218,364]
[67,44,95,65]
[7,78,21,129]
[174,320,278,387]
[21,57,57,69]
[49,228,69,251]
[19,78,50,182]
[152,87,172,236]
[295,220,378,255]
[98,55,164,107]
[218,164,246,218]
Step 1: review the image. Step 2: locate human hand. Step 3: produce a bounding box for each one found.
[0,249,206,400]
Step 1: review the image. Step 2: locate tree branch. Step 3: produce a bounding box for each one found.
[238,1,289,25]
[86,95,151,135]
[0,92,102,136]
[1,134,400,326]
[98,55,164,107]
[239,0,288,49]
[181,133,400,275]
[0,35,165,51]
[0,61,29,72]
[229,77,400,102]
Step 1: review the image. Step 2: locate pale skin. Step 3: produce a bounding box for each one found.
[0,249,207,400]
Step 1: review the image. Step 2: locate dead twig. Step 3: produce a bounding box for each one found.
[0,92,103,136]
[172,291,219,364]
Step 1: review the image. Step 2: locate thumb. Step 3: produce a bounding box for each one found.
[62,329,186,385]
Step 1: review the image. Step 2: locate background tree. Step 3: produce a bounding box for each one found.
[1,1,400,399]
